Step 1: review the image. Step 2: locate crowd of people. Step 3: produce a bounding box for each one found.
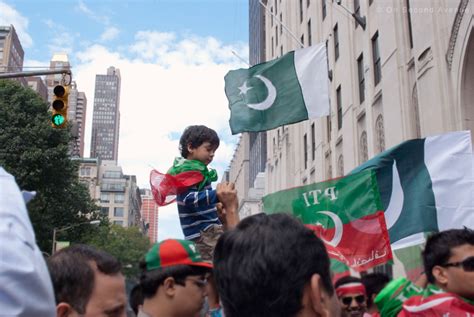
[2,124,474,316]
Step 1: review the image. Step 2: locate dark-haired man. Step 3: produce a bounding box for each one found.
[213,212,341,317]
[361,272,390,316]
[138,239,216,317]
[47,244,127,317]
[375,228,474,316]
[334,276,368,317]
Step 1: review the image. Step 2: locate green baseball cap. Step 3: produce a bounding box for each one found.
[145,239,212,271]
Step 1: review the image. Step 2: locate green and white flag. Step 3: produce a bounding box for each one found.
[224,43,330,134]
[351,130,474,249]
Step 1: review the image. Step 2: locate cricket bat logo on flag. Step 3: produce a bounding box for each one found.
[224,43,330,134]
[263,170,393,271]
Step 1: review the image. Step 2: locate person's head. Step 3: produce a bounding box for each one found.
[47,244,126,317]
[140,239,212,317]
[360,273,390,312]
[213,213,340,317]
[422,227,474,300]
[334,276,367,317]
[179,125,219,164]
[129,284,144,315]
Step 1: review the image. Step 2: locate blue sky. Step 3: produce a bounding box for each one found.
[0,0,249,241]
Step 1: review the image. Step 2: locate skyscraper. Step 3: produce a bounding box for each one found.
[90,66,121,161]
[139,188,159,243]
[0,25,26,85]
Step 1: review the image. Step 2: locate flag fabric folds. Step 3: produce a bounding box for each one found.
[351,130,474,249]
[149,170,203,206]
[263,170,393,271]
[224,43,330,134]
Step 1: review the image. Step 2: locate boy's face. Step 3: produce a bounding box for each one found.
[187,141,217,165]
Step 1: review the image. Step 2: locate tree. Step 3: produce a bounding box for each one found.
[85,224,151,280]
[0,79,99,253]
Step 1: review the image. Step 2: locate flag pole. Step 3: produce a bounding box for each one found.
[258,0,304,49]
[231,50,250,66]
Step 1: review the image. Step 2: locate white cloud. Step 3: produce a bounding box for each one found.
[100,26,119,41]
[75,0,110,25]
[73,31,247,241]
[0,1,33,48]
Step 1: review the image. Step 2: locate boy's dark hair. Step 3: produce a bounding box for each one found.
[179,125,220,158]
[213,213,334,317]
[129,284,144,315]
[334,275,362,289]
[47,244,122,314]
[139,262,210,298]
[423,228,474,283]
[361,273,390,308]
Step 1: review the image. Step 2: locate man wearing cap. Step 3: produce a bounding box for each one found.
[139,239,216,317]
[334,276,368,317]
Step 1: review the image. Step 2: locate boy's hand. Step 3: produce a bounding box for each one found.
[216,182,239,230]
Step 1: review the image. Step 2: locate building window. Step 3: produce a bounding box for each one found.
[114,207,124,217]
[406,0,414,48]
[281,46,283,56]
[375,115,386,153]
[308,19,312,46]
[100,193,109,203]
[369,0,374,5]
[372,31,382,85]
[311,123,316,160]
[115,193,124,203]
[275,0,277,13]
[327,117,332,142]
[359,131,369,163]
[301,34,304,46]
[354,0,361,28]
[304,133,308,169]
[113,220,123,226]
[307,0,310,7]
[271,7,274,26]
[80,167,91,176]
[357,53,365,103]
[337,155,344,177]
[276,27,278,46]
[272,37,274,57]
[299,0,304,22]
[100,207,109,216]
[336,85,342,130]
[322,0,327,19]
[334,24,339,61]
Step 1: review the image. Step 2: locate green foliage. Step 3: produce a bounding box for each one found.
[85,224,151,280]
[0,79,99,252]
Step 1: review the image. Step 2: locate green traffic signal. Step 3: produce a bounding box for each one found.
[52,114,65,126]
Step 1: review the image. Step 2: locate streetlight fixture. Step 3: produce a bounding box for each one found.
[52,220,101,254]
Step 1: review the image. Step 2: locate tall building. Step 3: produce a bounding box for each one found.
[75,91,87,157]
[26,76,48,102]
[90,66,121,161]
[0,25,26,85]
[140,188,159,243]
[229,0,474,278]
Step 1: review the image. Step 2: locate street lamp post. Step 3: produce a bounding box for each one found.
[51,220,101,255]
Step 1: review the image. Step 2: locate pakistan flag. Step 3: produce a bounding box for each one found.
[351,130,474,248]
[224,43,330,134]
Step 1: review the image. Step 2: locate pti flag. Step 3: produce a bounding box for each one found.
[263,170,393,271]
[351,130,474,249]
[224,43,330,134]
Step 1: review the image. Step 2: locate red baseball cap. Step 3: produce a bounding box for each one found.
[145,239,213,271]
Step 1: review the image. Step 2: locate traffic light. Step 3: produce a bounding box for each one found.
[51,84,69,128]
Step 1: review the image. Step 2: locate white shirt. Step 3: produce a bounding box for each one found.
[0,167,56,317]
